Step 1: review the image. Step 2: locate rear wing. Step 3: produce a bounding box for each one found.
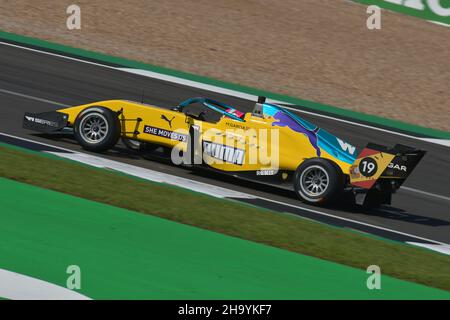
[349,143,426,189]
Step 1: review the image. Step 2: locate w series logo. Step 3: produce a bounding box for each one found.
[337,138,356,155]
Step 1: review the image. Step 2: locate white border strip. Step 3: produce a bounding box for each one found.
[0,269,91,300]
[46,151,255,199]
[406,242,450,256]
[428,20,450,28]
[401,186,450,202]
[0,88,69,107]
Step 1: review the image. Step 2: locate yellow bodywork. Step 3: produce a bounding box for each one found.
[58,100,353,175]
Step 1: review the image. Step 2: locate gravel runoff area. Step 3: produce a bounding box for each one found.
[1,0,449,131]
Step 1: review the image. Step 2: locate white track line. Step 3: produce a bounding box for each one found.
[1,41,449,147]
[401,186,450,202]
[429,20,450,28]
[0,88,69,107]
[119,68,285,105]
[420,138,450,147]
[0,41,118,70]
[406,242,450,255]
[0,131,79,153]
[0,269,91,300]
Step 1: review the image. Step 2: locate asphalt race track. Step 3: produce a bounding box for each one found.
[1,41,449,245]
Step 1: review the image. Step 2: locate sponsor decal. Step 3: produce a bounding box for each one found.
[388,162,407,172]
[359,157,378,177]
[25,116,59,127]
[225,122,249,130]
[203,141,245,165]
[350,148,395,189]
[144,125,188,142]
[225,107,245,119]
[256,169,277,176]
[161,114,175,128]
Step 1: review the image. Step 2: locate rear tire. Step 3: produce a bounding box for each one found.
[293,158,343,205]
[74,106,121,152]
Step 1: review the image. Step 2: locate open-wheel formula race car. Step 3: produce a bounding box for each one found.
[23,96,425,207]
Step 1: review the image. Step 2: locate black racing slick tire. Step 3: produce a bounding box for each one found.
[74,106,121,152]
[293,158,344,205]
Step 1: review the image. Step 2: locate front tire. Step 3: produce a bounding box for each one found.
[293,158,343,205]
[74,106,121,152]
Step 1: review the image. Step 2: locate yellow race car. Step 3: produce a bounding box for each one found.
[23,96,425,207]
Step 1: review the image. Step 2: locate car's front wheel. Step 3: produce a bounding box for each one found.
[293,158,343,205]
[74,106,121,152]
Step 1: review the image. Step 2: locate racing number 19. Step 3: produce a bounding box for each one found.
[359,158,378,177]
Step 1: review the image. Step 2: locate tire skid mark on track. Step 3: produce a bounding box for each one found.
[0,268,91,300]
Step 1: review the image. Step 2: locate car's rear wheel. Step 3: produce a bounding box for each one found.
[74,106,121,152]
[293,158,343,205]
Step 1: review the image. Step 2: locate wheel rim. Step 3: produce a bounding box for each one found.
[299,165,329,198]
[79,113,109,144]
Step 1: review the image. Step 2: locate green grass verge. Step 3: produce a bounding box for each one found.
[0,144,449,292]
[1,177,448,299]
[1,29,450,139]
